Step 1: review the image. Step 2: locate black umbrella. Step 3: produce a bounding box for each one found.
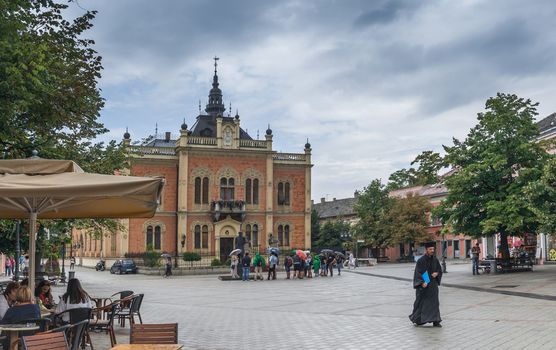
[320,249,334,256]
[334,251,346,259]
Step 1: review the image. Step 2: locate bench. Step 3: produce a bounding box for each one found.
[396,255,414,263]
[479,258,533,274]
[377,256,390,263]
[355,258,377,266]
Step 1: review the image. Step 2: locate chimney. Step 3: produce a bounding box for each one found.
[333,198,336,201]
[320,197,325,203]
[165,132,171,142]
[354,191,359,198]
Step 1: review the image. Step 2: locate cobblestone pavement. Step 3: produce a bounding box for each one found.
[32,263,556,349]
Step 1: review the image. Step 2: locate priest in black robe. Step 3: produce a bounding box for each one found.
[409,241,443,327]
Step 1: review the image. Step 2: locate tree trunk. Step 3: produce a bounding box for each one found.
[499,231,510,260]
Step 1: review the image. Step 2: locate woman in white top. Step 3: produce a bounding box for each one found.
[0,282,19,320]
[55,278,93,322]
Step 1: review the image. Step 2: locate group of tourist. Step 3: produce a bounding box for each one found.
[0,278,92,326]
[231,251,356,281]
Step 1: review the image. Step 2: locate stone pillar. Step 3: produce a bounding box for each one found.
[177,129,189,253]
[216,115,223,148]
[304,145,312,249]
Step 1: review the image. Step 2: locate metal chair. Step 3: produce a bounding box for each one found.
[115,294,143,327]
[21,332,69,350]
[52,308,93,349]
[89,303,118,347]
[67,319,89,350]
[130,323,178,344]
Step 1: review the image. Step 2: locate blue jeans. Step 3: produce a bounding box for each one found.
[242,266,250,281]
[472,257,479,274]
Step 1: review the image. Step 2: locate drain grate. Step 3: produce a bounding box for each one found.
[493,285,519,288]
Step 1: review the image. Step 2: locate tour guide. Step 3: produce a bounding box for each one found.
[409,241,443,327]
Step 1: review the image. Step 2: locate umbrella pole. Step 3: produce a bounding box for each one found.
[29,211,37,294]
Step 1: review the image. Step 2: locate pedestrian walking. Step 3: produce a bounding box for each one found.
[231,255,239,279]
[241,252,251,281]
[284,255,293,279]
[9,257,15,276]
[163,257,172,278]
[267,252,278,280]
[327,254,336,277]
[348,252,356,269]
[409,242,443,327]
[69,256,76,270]
[253,253,264,281]
[471,242,481,275]
[5,257,12,277]
[336,254,344,276]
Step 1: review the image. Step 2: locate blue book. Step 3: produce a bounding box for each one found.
[422,271,431,284]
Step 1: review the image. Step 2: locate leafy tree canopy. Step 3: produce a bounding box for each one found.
[434,93,549,259]
[386,192,432,245]
[387,151,445,190]
[353,179,393,248]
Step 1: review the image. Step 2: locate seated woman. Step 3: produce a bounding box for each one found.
[0,286,40,324]
[0,282,19,320]
[55,278,93,323]
[35,280,55,311]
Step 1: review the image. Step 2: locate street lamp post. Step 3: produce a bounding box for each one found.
[60,243,66,283]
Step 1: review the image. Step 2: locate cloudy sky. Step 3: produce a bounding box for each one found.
[67,0,556,200]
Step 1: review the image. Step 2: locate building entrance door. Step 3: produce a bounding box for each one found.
[220,238,234,263]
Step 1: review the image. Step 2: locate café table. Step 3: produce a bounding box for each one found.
[109,345,183,350]
[0,323,40,350]
[91,296,113,320]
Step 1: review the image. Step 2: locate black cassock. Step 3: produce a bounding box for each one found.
[409,254,442,325]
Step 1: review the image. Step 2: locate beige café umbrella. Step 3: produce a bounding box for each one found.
[0,157,164,293]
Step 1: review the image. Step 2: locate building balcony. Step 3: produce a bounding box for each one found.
[210,200,246,222]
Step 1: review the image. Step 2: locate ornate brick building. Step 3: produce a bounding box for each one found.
[78,61,312,262]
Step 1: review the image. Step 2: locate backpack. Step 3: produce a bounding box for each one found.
[286,256,293,267]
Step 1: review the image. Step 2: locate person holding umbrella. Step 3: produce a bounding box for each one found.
[327,254,336,277]
[230,251,240,279]
[267,252,278,280]
[335,252,346,276]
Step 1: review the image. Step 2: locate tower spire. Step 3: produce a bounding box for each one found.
[205,57,225,116]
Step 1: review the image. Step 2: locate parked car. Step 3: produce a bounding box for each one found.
[110,259,137,274]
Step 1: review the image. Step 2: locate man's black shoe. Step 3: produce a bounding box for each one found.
[433,322,442,327]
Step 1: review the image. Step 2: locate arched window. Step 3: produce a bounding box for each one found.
[202,177,209,204]
[194,225,201,249]
[253,179,259,204]
[278,183,284,204]
[277,182,291,205]
[245,224,252,243]
[252,224,259,247]
[202,225,209,249]
[284,225,290,246]
[245,178,259,205]
[278,225,283,246]
[220,177,235,200]
[194,177,201,204]
[245,179,252,204]
[154,226,161,250]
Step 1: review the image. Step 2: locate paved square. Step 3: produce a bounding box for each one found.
[49,263,556,350]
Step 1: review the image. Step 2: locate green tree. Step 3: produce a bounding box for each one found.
[0,0,105,158]
[387,151,445,190]
[310,209,320,246]
[353,179,394,249]
[435,93,548,259]
[386,192,432,245]
[526,158,556,235]
[314,220,352,250]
